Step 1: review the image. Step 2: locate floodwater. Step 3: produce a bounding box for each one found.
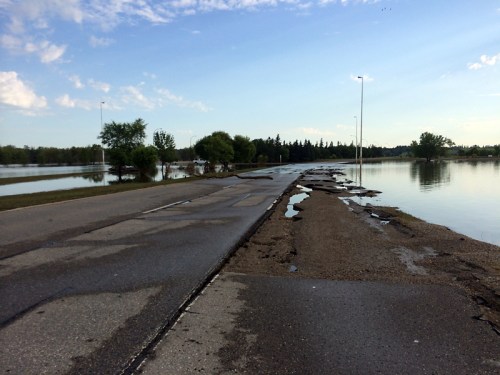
[0,164,107,178]
[1,160,499,246]
[344,159,500,246]
[0,164,196,196]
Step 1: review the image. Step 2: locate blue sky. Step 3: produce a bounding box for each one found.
[1,0,499,149]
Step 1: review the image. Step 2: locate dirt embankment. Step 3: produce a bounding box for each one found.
[226,168,500,333]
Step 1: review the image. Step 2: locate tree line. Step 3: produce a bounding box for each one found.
[2,120,499,171]
[0,144,103,165]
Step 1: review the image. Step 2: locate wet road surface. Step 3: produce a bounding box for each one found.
[0,167,304,374]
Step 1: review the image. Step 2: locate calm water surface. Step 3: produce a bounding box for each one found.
[344,160,500,246]
[0,164,193,196]
[0,164,107,178]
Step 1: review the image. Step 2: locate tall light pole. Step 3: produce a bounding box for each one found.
[100,101,105,166]
[354,115,358,185]
[357,76,364,184]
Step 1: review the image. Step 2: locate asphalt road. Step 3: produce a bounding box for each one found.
[139,272,500,374]
[0,167,302,374]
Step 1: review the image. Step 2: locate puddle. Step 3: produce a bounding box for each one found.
[296,184,313,193]
[285,192,309,218]
[339,197,350,206]
[285,189,310,218]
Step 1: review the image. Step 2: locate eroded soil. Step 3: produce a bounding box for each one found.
[226,168,500,333]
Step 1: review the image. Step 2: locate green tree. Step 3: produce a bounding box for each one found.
[465,145,480,157]
[194,131,234,172]
[153,130,176,179]
[411,132,454,162]
[494,144,500,157]
[99,118,147,181]
[233,135,256,163]
[131,146,158,180]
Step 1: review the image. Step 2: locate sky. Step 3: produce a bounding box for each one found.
[0,0,499,149]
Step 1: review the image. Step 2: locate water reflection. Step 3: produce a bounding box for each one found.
[0,164,206,197]
[81,173,105,183]
[344,160,500,246]
[410,161,451,191]
[0,164,107,178]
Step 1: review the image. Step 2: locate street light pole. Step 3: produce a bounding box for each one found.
[354,115,358,185]
[100,101,105,167]
[357,76,364,184]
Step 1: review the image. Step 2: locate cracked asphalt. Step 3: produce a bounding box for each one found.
[0,167,302,374]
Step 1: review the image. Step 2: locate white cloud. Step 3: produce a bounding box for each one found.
[0,0,379,35]
[1,0,83,35]
[0,35,66,65]
[156,88,212,112]
[171,0,198,8]
[68,75,110,92]
[468,53,500,70]
[69,75,84,89]
[121,85,155,109]
[55,94,93,110]
[118,84,211,111]
[55,94,76,108]
[87,1,175,30]
[320,0,379,5]
[0,34,23,50]
[0,0,379,72]
[297,2,313,10]
[467,62,482,71]
[88,79,111,93]
[0,71,47,109]
[38,41,66,63]
[89,35,114,48]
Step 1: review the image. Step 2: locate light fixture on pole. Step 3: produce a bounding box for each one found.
[100,101,105,166]
[357,76,364,184]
